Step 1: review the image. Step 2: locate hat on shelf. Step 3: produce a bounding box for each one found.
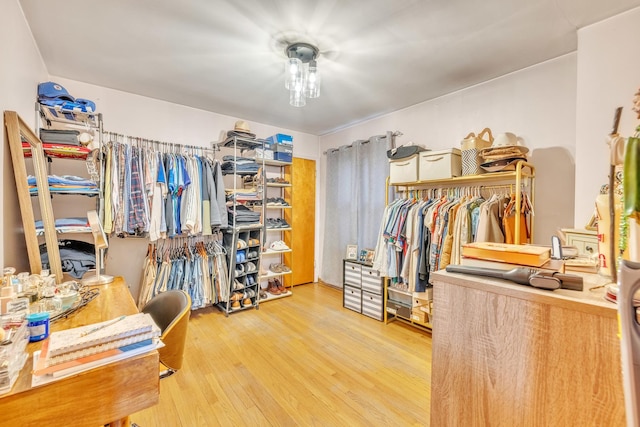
[480,157,527,172]
[38,82,75,102]
[387,142,428,160]
[479,132,528,161]
[227,120,256,139]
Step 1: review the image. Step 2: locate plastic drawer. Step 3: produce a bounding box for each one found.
[343,285,362,313]
[362,290,383,321]
[344,262,361,288]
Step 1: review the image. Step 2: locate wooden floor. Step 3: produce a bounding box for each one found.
[132,282,432,426]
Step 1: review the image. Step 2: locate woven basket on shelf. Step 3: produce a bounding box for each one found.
[461,127,493,176]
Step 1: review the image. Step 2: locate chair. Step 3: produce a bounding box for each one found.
[141,289,191,379]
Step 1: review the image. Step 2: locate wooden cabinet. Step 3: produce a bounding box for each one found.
[429,270,624,426]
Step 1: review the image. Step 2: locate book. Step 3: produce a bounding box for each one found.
[46,312,159,359]
[32,339,160,378]
[460,256,565,273]
[461,242,551,267]
[564,256,598,273]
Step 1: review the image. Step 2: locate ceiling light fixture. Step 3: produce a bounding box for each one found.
[285,42,320,107]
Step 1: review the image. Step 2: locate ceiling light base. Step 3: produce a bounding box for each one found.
[286,42,319,63]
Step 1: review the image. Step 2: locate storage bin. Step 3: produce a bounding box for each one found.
[267,133,293,145]
[386,300,411,318]
[460,128,493,176]
[362,290,383,321]
[418,148,462,180]
[272,143,293,154]
[389,154,418,184]
[388,288,412,305]
[274,152,292,162]
[343,285,362,313]
[361,266,382,294]
[411,308,428,324]
[344,262,361,288]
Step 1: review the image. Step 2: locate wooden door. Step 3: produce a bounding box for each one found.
[284,157,315,286]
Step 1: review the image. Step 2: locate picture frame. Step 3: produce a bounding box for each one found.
[365,249,375,264]
[346,244,358,260]
[359,250,368,263]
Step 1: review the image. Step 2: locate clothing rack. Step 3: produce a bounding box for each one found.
[104,131,220,154]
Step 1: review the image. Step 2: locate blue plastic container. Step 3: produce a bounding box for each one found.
[26,312,50,342]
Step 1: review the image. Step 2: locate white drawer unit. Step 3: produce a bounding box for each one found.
[362,290,383,320]
[562,228,598,257]
[344,285,362,313]
[344,261,362,288]
[361,266,382,294]
[342,260,383,321]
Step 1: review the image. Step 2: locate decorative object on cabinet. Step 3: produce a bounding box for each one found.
[560,228,598,257]
[343,260,384,321]
[261,157,293,301]
[82,210,113,285]
[346,245,358,260]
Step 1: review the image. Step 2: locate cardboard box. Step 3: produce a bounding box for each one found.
[418,148,462,180]
[274,151,292,162]
[386,300,411,318]
[411,308,428,324]
[255,148,274,160]
[267,133,293,145]
[272,143,293,154]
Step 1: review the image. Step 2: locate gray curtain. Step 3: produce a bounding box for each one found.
[320,134,391,287]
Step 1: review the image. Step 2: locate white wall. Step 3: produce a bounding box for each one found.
[1,0,49,273]
[575,7,640,227]
[318,54,578,277]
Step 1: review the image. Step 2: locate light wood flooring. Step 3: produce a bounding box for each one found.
[132,282,432,426]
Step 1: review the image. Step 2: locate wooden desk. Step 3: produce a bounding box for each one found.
[0,277,159,426]
[430,270,625,426]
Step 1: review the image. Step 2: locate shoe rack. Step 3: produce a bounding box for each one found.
[260,159,293,301]
[215,135,264,316]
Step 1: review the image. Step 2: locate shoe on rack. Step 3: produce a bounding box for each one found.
[248,238,260,246]
[231,300,241,309]
[246,274,255,285]
[259,289,268,299]
[270,241,289,251]
[247,250,258,259]
[237,239,247,249]
[274,278,287,294]
[267,279,281,295]
[242,298,252,307]
[246,262,257,273]
[231,292,243,302]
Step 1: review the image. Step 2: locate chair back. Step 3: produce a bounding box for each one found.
[142,290,191,373]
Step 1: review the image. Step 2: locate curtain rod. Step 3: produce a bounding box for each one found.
[322,130,402,155]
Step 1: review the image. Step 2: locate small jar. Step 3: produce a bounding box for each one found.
[26,312,49,342]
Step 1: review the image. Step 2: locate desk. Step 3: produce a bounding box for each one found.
[0,277,159,426]
[430,270,625,426]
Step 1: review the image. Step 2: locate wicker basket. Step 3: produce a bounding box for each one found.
[461,127,493,176]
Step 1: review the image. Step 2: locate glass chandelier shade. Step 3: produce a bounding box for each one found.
[284,43,321,107]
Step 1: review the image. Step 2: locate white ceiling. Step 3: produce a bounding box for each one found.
[19,0,640,136]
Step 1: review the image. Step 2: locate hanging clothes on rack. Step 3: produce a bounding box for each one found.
[373,184,532,290]
[101,133,225,240]
[137,234,228,310]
